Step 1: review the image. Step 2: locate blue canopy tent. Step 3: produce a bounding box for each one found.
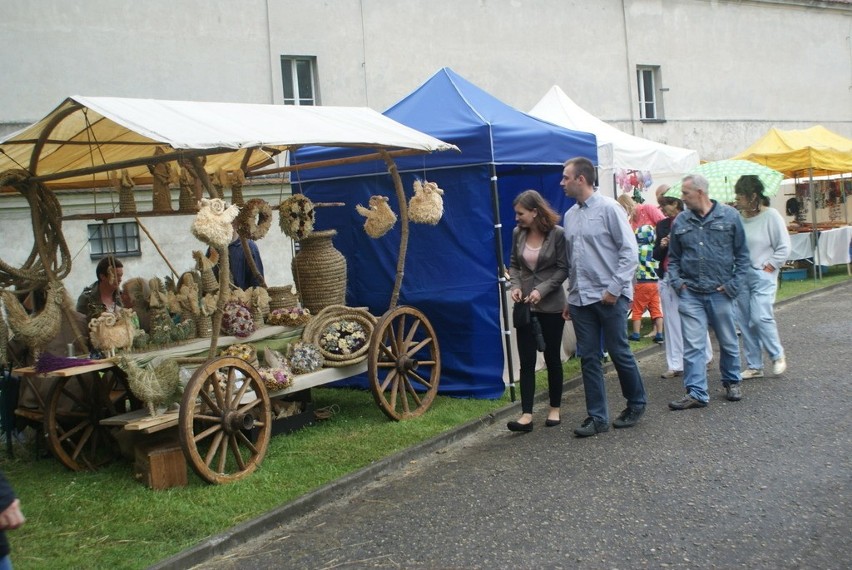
[290,68,597,399]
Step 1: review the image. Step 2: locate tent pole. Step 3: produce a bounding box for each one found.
[809,168,821,281]
[490,164,516,402]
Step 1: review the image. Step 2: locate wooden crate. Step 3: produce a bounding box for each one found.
[133,437,188,490]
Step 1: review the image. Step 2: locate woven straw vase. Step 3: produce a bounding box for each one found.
[292,230,347,314]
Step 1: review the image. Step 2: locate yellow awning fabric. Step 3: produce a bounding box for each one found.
[732,125,852,178]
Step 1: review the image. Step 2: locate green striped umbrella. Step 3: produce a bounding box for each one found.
[666,159,784,203]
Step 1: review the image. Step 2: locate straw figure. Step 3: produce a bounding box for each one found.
[0,280,67,357]
[88,308,136,358]
[229,169,247,206]
[355,195,397,238]
[191,198,240,249]
[114,169,137,214]
[117,356,182,417]
[408,179,445,225]
[177,165,199,213]
[147,148,175,212]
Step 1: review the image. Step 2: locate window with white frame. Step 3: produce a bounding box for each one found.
[281,56,318,106]
[636,66,664,121]
[87,221,141,258]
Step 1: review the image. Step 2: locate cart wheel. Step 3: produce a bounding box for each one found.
[179,356,271,484]
[45,369,135,471]
[368,306,441,421]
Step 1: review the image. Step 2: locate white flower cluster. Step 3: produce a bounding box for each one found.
[319,319,367,355]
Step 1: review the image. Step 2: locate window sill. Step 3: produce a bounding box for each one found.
[640,118,667,124]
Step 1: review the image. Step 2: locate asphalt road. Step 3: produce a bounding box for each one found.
[182,283,851,570]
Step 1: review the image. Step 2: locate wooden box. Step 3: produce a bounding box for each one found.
[133,438,188,490]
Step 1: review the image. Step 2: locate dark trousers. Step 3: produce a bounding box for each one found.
[516,312,566,414]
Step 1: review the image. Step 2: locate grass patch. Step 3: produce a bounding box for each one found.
[2,266,849,569]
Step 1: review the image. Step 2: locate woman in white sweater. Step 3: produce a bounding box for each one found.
[733,175,792,378]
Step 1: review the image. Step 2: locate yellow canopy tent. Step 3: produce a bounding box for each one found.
[733,125,852,277]
[733,125,852,178]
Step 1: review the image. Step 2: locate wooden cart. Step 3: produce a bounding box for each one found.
[1,97,453,484]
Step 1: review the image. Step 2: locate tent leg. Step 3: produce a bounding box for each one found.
[490,165,516,402]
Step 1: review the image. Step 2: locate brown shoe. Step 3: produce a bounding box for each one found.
[668,394,708,410]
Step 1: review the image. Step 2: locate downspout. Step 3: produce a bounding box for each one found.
[621,0,637,135]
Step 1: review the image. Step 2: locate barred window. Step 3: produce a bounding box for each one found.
[87,221,141,258]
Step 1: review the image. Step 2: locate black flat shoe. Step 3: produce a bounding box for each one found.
[544,419,561,427]
[507,420,533,432]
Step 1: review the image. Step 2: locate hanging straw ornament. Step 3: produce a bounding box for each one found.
[191,198,240,248]
[278,195,315,240]
[355,195,397,238]
[114,169,137,214]
[230,169,247,206]
[408,179,445,225]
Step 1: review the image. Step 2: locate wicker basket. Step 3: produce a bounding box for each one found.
[292,230,347,314]
[303,305,377,367]
[196,315,213,338]
[267,285,299,310]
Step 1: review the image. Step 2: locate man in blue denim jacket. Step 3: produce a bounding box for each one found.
[667,174,750,409]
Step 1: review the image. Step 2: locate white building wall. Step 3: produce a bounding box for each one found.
[1,0,850,290]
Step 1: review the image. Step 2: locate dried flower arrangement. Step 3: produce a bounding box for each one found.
[278,195,315,240]
[234,198,273,241]
[267,306,311,327]
[287,341,324,374]
[319,319,367,356]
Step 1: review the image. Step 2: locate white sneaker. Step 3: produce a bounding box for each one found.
[772,356,787,376]
[741,368,764,379]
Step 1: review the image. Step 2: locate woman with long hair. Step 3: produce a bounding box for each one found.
[733,175,791,378]
[506,190,569,432]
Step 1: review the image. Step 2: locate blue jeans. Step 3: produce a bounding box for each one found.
[736,268,784,369]
[0,554,11,570]
[678,288,741,402]
[570,296,646,423]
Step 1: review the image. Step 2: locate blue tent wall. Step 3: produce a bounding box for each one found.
[294,68,596,399]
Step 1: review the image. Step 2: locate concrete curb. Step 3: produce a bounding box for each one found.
[151,280,849,569]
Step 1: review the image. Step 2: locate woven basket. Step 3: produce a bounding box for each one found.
[303,305,377,367]
[292,230,347,314]
[268,285,299,310]
[196,315,213,338]
[252,308,264,326]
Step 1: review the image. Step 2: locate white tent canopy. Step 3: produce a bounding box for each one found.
[529,86,699,198]
[0,95,457,189]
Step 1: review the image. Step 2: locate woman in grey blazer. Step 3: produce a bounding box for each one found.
[507,190,570,432]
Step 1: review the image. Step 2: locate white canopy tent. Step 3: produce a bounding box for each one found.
[529,86,699,201]
[0,95,457,190]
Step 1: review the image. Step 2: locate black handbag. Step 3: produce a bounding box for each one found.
[512,302,531,328]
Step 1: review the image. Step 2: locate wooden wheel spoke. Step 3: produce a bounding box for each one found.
[225,366,237,402]
[69,425,95,460]
[235,430,259,454]
[237,399,262,415]
[194,413,222,422]
[60,386,88,409]
[228,435,247,470]
[216,435,228,474]
[403,319,422,347]
[403,375,423,406]
[198,385,222,415]
[57,419,89,442]
[388,371,400,410]
[380,369,398,392]
[400,383,411,414]
[211,373,226,410]
[406,337,433,358]
[195,423,222,444]
[377,361,396,368]
[395,315,406,354]
[378,342,397,361]
[231,374,253,407]
[204,431,225,466]
[407,368,432,390]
